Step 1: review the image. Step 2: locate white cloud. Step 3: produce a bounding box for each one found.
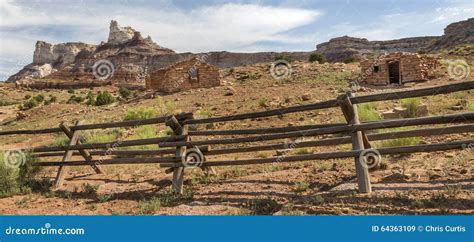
[329,2,474,41]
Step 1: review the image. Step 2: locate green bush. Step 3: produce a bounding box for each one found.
[33,94,44,102]
[119,87,132,99]
[0,98,16,106]
[155,96,176,115]
[21,99,38,110]
[309,52,326,63]
[401,98,421,118]
[343,56,358,63]
[85,91,96,106]
[274,54,293,63]
[0,151,43,198]
[126,125,157,150]
[247,197,280,215]
[66,95,85,104]
[95,91,115,106]
[379,128,421,147]
[124,107,157,121]
[358,103,382,122]
[382,137,421,148]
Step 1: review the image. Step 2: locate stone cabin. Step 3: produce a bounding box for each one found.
[360,53,439,85]
[146,58,220,93]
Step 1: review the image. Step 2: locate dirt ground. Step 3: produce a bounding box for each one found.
[0,59,473,215]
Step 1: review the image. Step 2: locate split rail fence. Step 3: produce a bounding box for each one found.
[1,81,473,194]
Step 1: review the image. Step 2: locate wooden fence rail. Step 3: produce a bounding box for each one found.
[1,80,473,194]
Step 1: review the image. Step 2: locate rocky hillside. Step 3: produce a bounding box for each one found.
[7,20,312,83]
[316,18,474,62]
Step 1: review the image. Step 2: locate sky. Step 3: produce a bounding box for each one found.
[0,0,473,80]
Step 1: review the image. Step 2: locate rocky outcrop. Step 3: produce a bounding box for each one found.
[430,18,474,50]
[107,20,135,45]
[316,36,439,62]
[317,18,474,62]
[33,41,97,66]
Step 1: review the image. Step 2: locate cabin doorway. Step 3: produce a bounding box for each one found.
[388,61,401,84]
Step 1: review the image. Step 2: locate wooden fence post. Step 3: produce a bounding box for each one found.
[166,116,188,194]
[338,92,372,193]
[59,121,103,174]
[54,121,81,188]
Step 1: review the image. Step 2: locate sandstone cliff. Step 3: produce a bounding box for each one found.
[316,18,474,62]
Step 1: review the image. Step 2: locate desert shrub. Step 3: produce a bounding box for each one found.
[21,98,38,110]
[0,151,42,198]
[274,54,293,63]
[343,56,358,63]
[309,52,326,63]
[97,193,113,203]
[155,96,177,115]
[294,148,312,155]
[401,98,421,118]
[0,98,16,106]
[467,101,474,111]
[85,91,96,106]
[82,183,99,195]
[95,91,115,106]
[81,129,121,144]
[246,197,280,215]
[49,95,57,103]
[380,128,421,147]
[256,151,271,158]
[195,108,213,118]
[358,103,382,122]
[123,125,157,150]
[119,86,132,99]
[293,182,310,192]
[67,89,74,94]
[124,107,157,121]
[138,189,193,214]
[33,94,44,102]
[382,137,421,147]
[138,197,161,214]
[258,97,268,107]
[66,95,85,104]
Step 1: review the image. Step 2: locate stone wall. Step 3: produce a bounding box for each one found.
[146,58,220,93]
[360,53,439,85]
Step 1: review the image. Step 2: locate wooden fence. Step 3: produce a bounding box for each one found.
[1,81,473,194]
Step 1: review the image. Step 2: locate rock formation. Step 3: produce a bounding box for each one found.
[316,18,474,62]
[6,18,473,84]
[107,20,135,45]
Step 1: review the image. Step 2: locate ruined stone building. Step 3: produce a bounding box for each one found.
[360,53,439,85]
[146,58,220,93]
